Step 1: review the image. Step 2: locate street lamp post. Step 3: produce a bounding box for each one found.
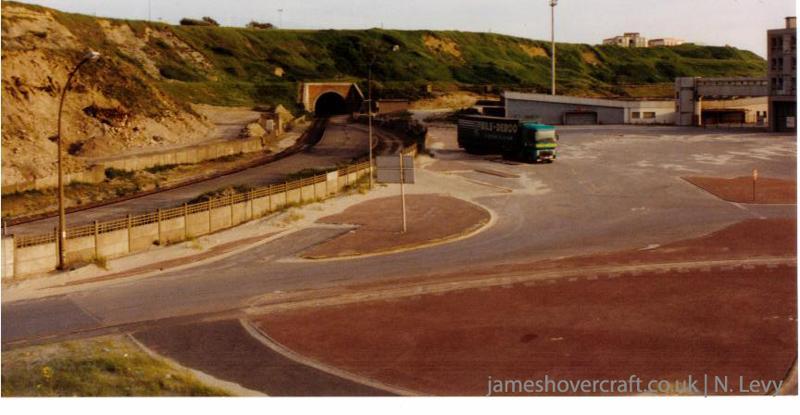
[550,0,558,96]
[366,44,400,189]
[56,50,100,270]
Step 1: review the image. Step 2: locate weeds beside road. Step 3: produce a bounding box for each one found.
[1,335,229,396]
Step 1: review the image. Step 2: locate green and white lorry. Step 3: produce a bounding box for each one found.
[457,115,558,162]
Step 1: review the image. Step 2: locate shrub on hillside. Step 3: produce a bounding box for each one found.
[247,21,274,30]
[179,17,219,26]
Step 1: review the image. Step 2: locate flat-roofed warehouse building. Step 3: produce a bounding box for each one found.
[503,92,676,125]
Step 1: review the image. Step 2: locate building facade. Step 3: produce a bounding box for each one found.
[768,16,797,132]
[603,32,648,48]
[503,92,675,125]
[648,38,684,47]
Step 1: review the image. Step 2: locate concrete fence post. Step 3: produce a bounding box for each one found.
[299,179,304,202]
[94,220,99,259]
[249,190,254,219]
[12,234,18,278]
[207,200,212,233]
[53,226,59,264]
[268,186,274,212]
[229,193,234,227]
[183,203,189,240]
[127,214,132,253]
[157,208,163,245]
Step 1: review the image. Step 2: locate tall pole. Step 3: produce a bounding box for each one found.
[368,62,374,189]
[365,44,399,190]
[57,51,100,270]
[399,152,407,233]
[550,0,558,96]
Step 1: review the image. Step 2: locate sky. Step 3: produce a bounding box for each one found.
[14,0,797,57]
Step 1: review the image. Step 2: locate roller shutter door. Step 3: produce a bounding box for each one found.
[564,112,598,125]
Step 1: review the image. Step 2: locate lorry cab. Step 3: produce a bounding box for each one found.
[521,122,558,163]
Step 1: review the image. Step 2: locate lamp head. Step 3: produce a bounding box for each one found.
[550,0,558,6]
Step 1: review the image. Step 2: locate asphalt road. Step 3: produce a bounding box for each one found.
[3,125,796,348]
[7,115,382,235]
[133,319,391,396]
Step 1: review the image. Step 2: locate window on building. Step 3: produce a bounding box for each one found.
[643,112,656,119]
[778,58,784,70]
[632,112,641,119]
[771,59,777,70]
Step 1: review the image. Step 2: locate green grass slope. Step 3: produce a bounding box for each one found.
[6,1,767,113]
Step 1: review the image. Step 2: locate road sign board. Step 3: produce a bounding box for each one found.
[376,155,414,169]
[377,169,415,184]
[376,155,415,184]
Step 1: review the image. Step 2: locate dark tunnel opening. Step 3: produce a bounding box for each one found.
[314,92,348,116]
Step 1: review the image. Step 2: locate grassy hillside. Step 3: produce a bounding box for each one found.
[7,1,767,114]
[151,28,766,109]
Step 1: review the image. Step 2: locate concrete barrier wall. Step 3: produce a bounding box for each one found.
[2,136,267,195]
[209,206,232,232]
[286,189,301,205]
[3,166,106,195]
[98,229,129,259]
[232,202,247,226]
[14,242,57,276]
[130,223,158,252]
[7,163,374,278]
[101,136,265,172]
[253,196,269,218]
[65,235,95,263]
[186,211,210,238]
[160,217,186,245]
[2,237,15,279]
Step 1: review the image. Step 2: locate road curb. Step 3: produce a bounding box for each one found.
[294,199,497,262]
[239,318,421,396]
[126,333,267,397]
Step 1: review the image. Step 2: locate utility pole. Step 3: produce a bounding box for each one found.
[399,152,407,233]
[56,51,100,270]
[368,62,374,189]
[277,8,284,28]
[367,44,400,189]
[550,0,558,96]
[148,0,151,21]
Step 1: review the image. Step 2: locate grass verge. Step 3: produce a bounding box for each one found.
[1,335,230,396]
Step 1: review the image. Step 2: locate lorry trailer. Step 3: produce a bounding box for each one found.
[457,115,558,162]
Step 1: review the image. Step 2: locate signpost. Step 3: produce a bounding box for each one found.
[376,154,415,233]
[752,168,758,202]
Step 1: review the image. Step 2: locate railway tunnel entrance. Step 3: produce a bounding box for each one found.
[314,92,348,116]
[300,82,364,116]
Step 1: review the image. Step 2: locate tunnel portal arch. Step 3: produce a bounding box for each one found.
[313,91,348,116]
[300,82,364,115]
